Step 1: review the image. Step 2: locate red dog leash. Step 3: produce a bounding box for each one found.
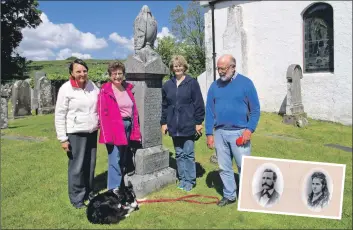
[137,194,220,205]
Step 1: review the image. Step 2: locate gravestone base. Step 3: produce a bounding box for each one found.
[38,106,55,115]
[124,167,177,199]
[135,145,170,175]
[283,113,309,127]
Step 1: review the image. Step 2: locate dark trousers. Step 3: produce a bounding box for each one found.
[67,131,97,205]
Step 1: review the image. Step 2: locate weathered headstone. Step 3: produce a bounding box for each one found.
[33,71,46,114]
[0,86,10,129]
[124,5,176,199]
[283,64,308,127]
[38,76,55,114]
[24,78,34,111]
[11,80,31,118]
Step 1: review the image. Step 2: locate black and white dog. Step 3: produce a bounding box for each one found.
[86,182,139,224]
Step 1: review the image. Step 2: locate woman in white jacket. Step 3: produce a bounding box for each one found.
[54,59,99,209]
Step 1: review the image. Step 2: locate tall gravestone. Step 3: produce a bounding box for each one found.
[283,64,308,127]
[124,5,176,198]
[33,71,46,114]
[38,76,55,114]
[12,80,31,118]
[0,86,9,129]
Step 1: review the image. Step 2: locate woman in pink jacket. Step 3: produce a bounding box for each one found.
[97,61,141,194]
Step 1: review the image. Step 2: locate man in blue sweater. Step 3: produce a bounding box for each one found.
[205,54,260,206]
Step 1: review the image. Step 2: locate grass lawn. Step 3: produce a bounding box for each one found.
[1,112,352,229]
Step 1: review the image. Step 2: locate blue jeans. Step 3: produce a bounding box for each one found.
[214,129,251,201]
[172,136,196,187]
[106,119,131,190]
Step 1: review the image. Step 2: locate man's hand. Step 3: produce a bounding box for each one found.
[242,129,252,144]
[207,135,214,149]
[161,124,168,135]
[195,125,203,135]
[61,141,70,152]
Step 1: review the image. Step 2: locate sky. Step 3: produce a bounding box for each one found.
[17,1,193,61]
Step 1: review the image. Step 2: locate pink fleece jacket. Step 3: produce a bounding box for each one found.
[97,81,141,146]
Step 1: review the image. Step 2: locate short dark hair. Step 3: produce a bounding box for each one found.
[108,61,125,76]
[263,169,277,181]
[69,59,89,75]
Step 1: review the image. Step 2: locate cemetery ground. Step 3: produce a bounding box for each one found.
[1,112,352,229]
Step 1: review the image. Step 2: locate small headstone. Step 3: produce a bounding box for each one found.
[11,80,31,117]
[283,64,308,127]
[38,76,54,114]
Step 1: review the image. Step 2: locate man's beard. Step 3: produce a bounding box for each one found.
[220,75,232,81]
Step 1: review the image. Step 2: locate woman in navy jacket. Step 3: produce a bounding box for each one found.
[160,55,205,192]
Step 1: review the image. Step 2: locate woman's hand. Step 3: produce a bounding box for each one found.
[161,124,168,135]
[195,125,203,135]
[61,141,70,152]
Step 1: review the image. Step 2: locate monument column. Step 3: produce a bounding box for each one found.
[124,5,176,198]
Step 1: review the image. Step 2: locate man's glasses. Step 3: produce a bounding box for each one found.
[216,65,235,72]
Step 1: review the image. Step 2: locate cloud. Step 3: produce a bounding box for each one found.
[19,48,55,61]
[157,27,174,39]
[56,48,92,60]
[109,26,174,58]
[155,27,174,47]
[17,12,106,60]
[109,33,134,51]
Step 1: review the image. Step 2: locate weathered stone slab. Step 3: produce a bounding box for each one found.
[124,167,177,199]
[135,145,169,175]
[11,80,31,117]
[1,135,48,142]
[283,64,308,127]
[261,133,302,141]
[0,97,8,129]
[38,76,54,114]
[33,71,46,112]
[324,144,352,153]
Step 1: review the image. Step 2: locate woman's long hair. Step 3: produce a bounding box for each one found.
[307,172,330,208]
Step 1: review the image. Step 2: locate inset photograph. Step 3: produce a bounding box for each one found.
[303,169,333,212]
[252,163,284,208]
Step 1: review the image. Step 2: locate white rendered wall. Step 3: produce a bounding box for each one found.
[201,0,352,125]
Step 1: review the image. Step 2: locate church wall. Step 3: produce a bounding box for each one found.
[202,0,352,125]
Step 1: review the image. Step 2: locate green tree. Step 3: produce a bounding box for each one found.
[169,1,205,77]
[1,0,42,82]
[65,56,79,61]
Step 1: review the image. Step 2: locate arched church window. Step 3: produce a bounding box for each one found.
[303,3,334,73]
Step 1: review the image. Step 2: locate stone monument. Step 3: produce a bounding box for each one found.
[11,80,31,118]
[124,5,176,198]
[33,71,46,114]
[283,64,308,127]
[0,85,10,129]
[38,76,55,114]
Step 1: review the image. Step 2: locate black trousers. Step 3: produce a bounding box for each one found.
[67,131,97,205]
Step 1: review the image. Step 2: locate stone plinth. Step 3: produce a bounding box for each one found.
[125,52,175,198]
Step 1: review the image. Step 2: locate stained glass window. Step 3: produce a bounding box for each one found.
[303,3,334,73]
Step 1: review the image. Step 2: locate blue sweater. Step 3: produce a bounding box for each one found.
[205,73,260,135]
